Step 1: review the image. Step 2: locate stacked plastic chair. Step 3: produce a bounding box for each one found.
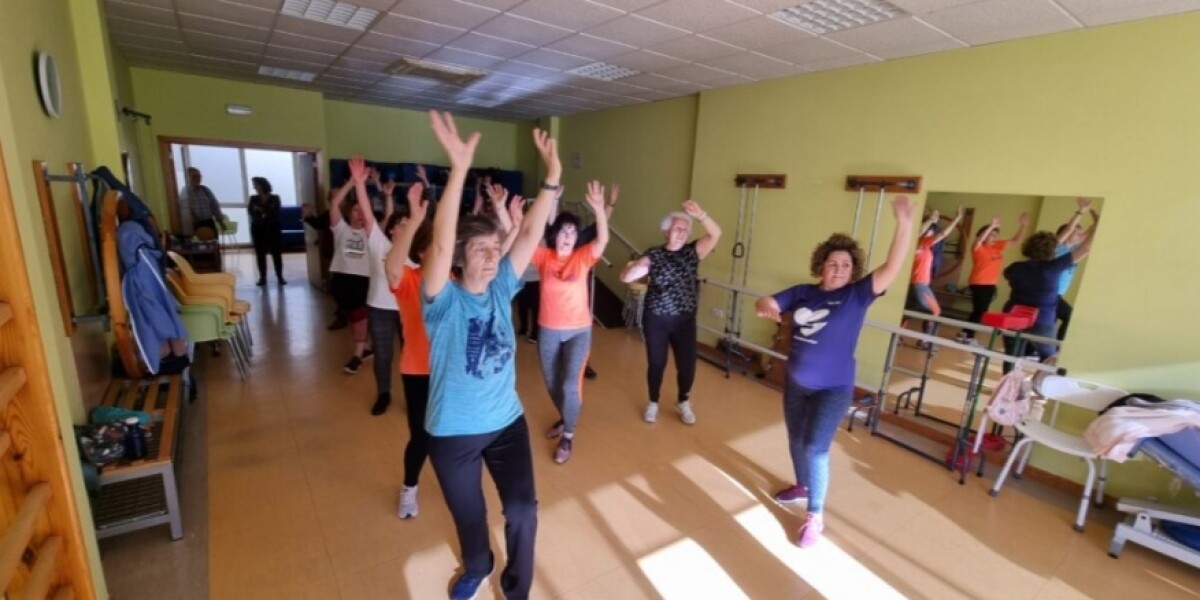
[166,251,252,379]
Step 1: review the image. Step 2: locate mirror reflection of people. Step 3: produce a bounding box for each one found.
[958,212,1028,344]
[1002,207,1099,367]
[248,176,286,286]
[754,196,915,548]
[620,200,721,425]
[904,206,962,345]
[179,167,225,236]
[1053,197,1098,340]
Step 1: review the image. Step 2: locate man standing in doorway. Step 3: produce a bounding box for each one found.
[179,167,225,235]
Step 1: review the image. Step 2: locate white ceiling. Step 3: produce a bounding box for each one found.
[104,0,1200,121]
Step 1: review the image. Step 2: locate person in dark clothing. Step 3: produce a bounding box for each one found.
[248,176,286,286]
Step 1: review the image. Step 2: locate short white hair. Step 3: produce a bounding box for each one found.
[660,211,692,234]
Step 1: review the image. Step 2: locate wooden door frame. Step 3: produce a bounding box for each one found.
[157,136,323,234]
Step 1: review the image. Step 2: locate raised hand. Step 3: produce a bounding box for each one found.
[407,182,428,222]
[533,128,562,181]
[486,182,508,204]
[1076,196,1092,211]
[429,111,480,170]
[509,195,524,228]
[415,164,429,185]
[681,199,705,219]
[348,156,370,185]
[1018,212,1030,225]
[584,180,606,213]
[990,215,1002,228]
[608,183,620,208]
[382,179,397,198]
[893,195,915,222]
[955,204,965,217]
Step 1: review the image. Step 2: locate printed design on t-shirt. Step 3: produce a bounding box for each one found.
[645,244,699,316]
[344,232,365,257]
[792,307,830,344]
[464,312,513,379]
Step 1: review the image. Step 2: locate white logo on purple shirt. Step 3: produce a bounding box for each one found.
[793,307,830,339]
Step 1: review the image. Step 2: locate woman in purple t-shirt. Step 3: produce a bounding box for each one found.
[754,196,915,548]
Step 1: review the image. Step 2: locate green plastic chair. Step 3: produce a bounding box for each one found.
[177,303,247,380]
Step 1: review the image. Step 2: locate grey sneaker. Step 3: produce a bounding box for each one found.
[553,437,573,464]
[397,485,418,519]
[643,402,659,423]
[677,400,696,425]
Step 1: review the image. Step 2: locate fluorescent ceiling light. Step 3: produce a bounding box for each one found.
[384,57,487,86]
[225,103,253,116]
[566,62,640,82]
[772,0,905,36]
[281,0,380,30]
[258,65,318,82]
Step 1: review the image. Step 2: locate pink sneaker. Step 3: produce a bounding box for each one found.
[796,513,824,548]
[772,484,809,504]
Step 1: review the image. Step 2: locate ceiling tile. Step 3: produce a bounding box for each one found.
[260,57,329,74]
[175,0,276,28]
[491,60,563,79]
[702,15,812,49]
[461,0,526,10]
[634,0,759,33]
[345,45,405,63]
[584,14,690,47]
[803,53,880,72]
[869,36,966,60]
[887,0,982,15]
[545,34,635,60]
[590,0,666,11]
[513,48,594,70]
[179,12,270,43]
[424,47,507,69]
[103,0,176,27]
[112,31,188,53]
[656,62,740,84]
[275,14,370,43]
[1054,0,1200,27]
[184,30,266,57]
[722,0,805,13]
[270,31,350,56]
[702,51,798,79]
[825,16,957,54]
[756,35,859,63]
[265,44,338,66]
[919,0,1081,46]
[222,0,287,8]
[106,0,173,9]
[330,55,389,72]
[371,14,466,45]
[450,32,536,58]
[323,68,388,84]
[510,0,625,31]
[649,35,743,62]
[190,54,257,71]
[119,46,192,63]
[107,16,185,41]
[618,72,687,89]
[475,14,574,46]
[389,0,501,29]
[355,32,441,57]
[376,75,442,91]
[609,49,688,71]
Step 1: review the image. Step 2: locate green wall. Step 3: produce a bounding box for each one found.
[562,14,1200,501]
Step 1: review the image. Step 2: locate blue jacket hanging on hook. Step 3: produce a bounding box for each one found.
[118,220,187,375]
[91,166,164,270]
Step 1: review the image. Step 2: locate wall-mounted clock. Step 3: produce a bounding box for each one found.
[36,52,63,118]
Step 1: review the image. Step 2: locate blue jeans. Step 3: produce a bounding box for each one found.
[537,326,591,435]
[783,382,855,514]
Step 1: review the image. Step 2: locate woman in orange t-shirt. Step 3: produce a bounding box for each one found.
[533,181,611,464]
[905,207,962,342]
[961,213,1028,342]
[383,182,433,520]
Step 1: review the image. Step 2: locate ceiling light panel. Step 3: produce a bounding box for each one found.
[566,62,641,82]
[281,0,380,30]
[258,65,319,82]
[772,0,906,35]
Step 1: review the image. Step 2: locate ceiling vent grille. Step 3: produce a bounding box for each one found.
[384,57,488,86]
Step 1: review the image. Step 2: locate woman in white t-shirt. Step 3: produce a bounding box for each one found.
[329,158,374,374]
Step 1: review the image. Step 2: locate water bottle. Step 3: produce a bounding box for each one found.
[124,416,147,460]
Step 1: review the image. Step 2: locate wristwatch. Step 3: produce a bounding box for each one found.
[541,182,561,191]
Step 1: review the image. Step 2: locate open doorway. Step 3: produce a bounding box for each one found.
[159,137,320,247]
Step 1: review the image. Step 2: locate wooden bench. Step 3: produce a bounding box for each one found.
[90,375,185,541]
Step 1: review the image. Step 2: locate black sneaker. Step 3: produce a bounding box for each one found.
[362,348,375,361]
[278,279,287,286]
[344,355,362,374]
[256,279,266,286]
[371,393,390,416]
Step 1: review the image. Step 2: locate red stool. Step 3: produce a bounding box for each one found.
[982,305,1039,330]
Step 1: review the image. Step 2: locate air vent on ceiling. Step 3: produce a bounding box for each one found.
[772,0,905,35]
[258,65,318,82]
[566,62,640,82]
[282,0,380,31]
[384,57,487,86]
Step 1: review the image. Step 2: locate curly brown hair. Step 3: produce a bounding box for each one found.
[809,234,864,281]
[1021,231,1058,261]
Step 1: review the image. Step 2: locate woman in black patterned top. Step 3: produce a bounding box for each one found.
[621,200,721,425]
[248,176,285,286]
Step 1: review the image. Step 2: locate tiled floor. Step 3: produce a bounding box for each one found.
[99,253,1200,599]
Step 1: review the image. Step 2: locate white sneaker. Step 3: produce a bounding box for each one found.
[397,485,419,519]
[643,402,659,423]
[677,400,696,425]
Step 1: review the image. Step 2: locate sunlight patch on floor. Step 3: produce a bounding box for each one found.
[638,537,751,600]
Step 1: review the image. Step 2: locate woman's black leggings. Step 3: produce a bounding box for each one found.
[643,312,697,404]
[516,281,540,338]
[964,284,997,339]
[401,374,430,488]
[250,225,283,281]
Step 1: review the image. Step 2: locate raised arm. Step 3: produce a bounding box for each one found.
[682,200,721,259]
[505,128,562,274]
[424,111,481,298]
[583,180,610,259]
[382,179,396,223]
[1070,211,1100,263]
[349,156,376,236]
[328,179,353,227]
[501,195,524,255]
[487,183,513,233]
[1058,197,1092,245]
[385,182,427,289]
[974,215,1000,250]
[1008,212,1030,243]
[621,255,650,283]
[872,195,916,295]
[931,205,963,244]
